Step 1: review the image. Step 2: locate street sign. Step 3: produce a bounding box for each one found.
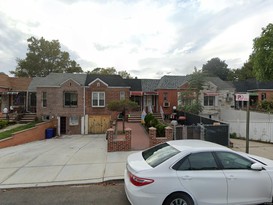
[235,94,249,101]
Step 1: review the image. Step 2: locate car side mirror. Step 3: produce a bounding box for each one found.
[251,163,263,171]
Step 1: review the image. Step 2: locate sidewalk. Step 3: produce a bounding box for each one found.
[231,138,273,160]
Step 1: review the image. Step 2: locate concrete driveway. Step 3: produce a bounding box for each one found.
[0,134,273,190]
[0,135,135,189]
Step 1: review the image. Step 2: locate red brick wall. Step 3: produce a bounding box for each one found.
[107,128,131,152]
[85,79,130,120]
[149,126,173,147]
[157,89,178,115]
[257,91,273,102]
[0,120,57,148]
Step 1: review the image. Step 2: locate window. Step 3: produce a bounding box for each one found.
[69,116,79,126]
[173,152,218,171]
[215,151,253,169]
[120,91,125,100]
[42,92,47,107]
[261,93,266,101]
[64,92,78,107]
[92,92,105,107]
[204,96,214,106]
[163,92,168,101]
[142,143,179,168]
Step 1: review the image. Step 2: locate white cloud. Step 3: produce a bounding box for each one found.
[0,0,272,78]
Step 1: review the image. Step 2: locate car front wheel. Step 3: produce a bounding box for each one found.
[163,193,194,205]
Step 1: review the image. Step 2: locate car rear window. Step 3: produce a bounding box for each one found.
[142,143,180,168]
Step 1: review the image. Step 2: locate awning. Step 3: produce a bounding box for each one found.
[0,92,19,95]
[204,92,218,96]
[130,91,143,96]
[144,92,158,96]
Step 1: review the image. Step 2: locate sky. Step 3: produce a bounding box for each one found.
[0,0,272,79]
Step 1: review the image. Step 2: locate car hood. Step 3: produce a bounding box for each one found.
[248,154,273,167]
[127,151,153,173]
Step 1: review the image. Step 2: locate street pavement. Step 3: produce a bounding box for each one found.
[0,133,273,189]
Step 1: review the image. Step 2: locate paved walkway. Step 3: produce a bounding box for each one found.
[116,121,149,150]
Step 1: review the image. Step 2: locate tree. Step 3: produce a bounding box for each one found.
[88,67,117,75]
[178,68,204,114]
[251,23,273,81]
[107,99,138,132]
[10,36,83,77]
[117,70,132,79]
[202,57,230,81]
[87,67,133,79]
[229,60,255,81]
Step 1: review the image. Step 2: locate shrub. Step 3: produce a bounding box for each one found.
[230,132,237,138]
[155,123,166,137]
[144,113,155,127]
[0,120,9,129]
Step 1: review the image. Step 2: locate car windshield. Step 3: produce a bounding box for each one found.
[142,143,180,168]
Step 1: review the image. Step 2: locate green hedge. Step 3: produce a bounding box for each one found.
[0,120,9,129]
[144,113,166,137]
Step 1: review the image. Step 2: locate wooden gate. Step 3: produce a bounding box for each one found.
[88,115,111,134]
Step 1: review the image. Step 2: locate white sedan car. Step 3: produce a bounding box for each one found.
[124,140,273,205]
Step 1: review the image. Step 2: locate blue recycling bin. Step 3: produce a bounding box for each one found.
[45,128,55,139]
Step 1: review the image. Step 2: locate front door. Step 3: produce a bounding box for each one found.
[60,117,66,134]
[88,115,111,134]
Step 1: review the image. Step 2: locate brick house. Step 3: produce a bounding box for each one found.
[233,78,273,109]
[33,73,131,135]
[85,75,130,134]
[156,76,188,118]
[35,73,86,135]
[0,73,32,117]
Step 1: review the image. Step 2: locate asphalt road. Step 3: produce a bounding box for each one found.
[0,181,130,205]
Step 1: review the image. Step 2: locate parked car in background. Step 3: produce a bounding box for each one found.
[124,140,273,205]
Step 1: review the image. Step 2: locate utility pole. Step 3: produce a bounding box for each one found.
[246,98,250,153]
[235,93,250,153]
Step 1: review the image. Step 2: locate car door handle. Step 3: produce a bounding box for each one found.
[181,175,192,180]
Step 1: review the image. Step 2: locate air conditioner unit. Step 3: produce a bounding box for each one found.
[163,101,170,107]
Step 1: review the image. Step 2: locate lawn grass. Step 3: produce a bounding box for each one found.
[0,122,36,140]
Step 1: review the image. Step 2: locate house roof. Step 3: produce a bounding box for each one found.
[141,79,160,92]
[28,77,47,92]
[44,73,87,86]
[156,75,188,89]
[85,74,129,87]
[28,73,87,91]
[123,79,142,91]
[205,77,235,90]
[9,77,32,91]
[233,78,273,92]
[0,73,32,92]
[0,73,11,89]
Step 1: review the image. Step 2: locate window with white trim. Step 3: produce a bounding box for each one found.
[92,92,105,107]
[69,116,79,126]
[204,96,215,106]
[120,91,125,100]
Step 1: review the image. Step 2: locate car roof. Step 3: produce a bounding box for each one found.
[167,140,230,152]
